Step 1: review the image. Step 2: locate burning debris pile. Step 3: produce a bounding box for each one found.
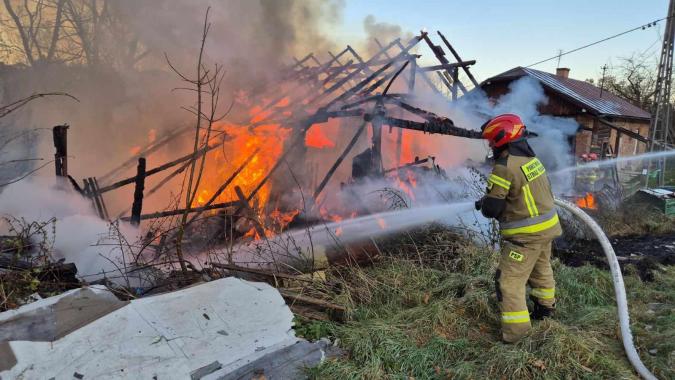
[25,29,490,287]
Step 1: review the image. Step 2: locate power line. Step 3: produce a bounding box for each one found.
[526,17,669,68]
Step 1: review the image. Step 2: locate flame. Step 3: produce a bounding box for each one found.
[575,192,597,209]
[377,217,387,230]
[305,125,335,149]
[335,227,343,236]
[129,146,141,155]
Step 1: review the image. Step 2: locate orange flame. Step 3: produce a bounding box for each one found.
[575,193,597,209]
[305,125,335,149]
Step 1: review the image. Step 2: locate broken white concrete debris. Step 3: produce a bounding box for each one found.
[0,277,325,379]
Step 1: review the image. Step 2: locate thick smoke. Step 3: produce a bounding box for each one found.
[0,3,583,275]
[0,0,347,212]
[414,76,579,193]
[0,177,138,281]
[362,15,414,54]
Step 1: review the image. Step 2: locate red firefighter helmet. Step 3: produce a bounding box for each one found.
[481,114,526,148]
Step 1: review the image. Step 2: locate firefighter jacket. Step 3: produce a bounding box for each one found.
[480,141,562,241]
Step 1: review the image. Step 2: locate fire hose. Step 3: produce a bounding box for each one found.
[554,198,658,380]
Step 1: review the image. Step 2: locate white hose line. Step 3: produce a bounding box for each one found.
[554,198,657,380]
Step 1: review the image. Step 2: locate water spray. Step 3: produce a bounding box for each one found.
[552,149,675,176]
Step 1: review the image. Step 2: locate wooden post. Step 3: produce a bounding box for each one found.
[52,124,69,177]
[130,157,146,226]
[614,131,622,158]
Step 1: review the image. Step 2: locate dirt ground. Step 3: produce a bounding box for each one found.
[554,233,675,281]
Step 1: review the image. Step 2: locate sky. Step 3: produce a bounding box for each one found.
[331,0,669,82]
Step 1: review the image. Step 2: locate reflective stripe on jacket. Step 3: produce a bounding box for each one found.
[483,150,562,241]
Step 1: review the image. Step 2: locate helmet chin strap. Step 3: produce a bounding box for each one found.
[492,144,508,158]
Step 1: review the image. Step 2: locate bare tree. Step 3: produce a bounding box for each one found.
[0,92,78,187]
[0,0,147,68]
[601,55,658,110]
[165,7,229,275]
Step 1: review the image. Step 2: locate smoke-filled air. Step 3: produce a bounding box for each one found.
[1,1,672,378]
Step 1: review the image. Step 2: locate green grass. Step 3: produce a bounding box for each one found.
[297,229,674,380]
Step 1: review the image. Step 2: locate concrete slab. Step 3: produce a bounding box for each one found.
[0,277,299,379]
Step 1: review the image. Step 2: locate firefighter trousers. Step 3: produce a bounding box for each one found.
[495,238,556,343]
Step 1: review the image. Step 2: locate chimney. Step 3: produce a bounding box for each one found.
[556,67,570,78]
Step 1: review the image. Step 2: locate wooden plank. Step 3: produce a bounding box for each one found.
[437,31,480,87]
[98,143,219,194]
[210,262,312,283]
[119,201,238,222]
[277,289,346,312]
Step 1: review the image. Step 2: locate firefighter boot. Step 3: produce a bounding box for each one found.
[530,296,555,320]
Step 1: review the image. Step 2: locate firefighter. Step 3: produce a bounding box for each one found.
[475,114,563,343]
[576,153,599,192]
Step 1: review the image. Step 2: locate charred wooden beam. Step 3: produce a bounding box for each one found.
[130,157,146,226]
[379,116,482,139]
[120,201,239,222]
[347,44,371,74]
[420,34,469,96]
[322,55,410,73]
[98,143,219,194]
[52,124,69,177]
[418,61,476,72]
[596,117,648,144]
[451,67,459,100]
[314,37,414,107]
[83,177,106,219]
[99,126,191,184]
[437,31,480,87]
[67,175,84,195]
[91,178,109,219]
[436,71,453,91]
[234,185,266,239]
[186,147,261,225]
[313,121,367,200]
[384,157,430,174]
[116,158,192,219]
[290,53,314,70]
[390,39,445,96]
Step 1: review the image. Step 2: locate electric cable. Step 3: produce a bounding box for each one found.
[527,17,669,68]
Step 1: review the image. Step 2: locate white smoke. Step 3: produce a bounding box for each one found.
[0,177,139,280]
[414,76,579,193]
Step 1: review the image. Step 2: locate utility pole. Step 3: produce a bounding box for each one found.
[648,0,675,187]
[599,64,608,98]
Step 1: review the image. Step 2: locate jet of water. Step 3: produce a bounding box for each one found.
[228,201,477,265]
[552,149,675,176]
